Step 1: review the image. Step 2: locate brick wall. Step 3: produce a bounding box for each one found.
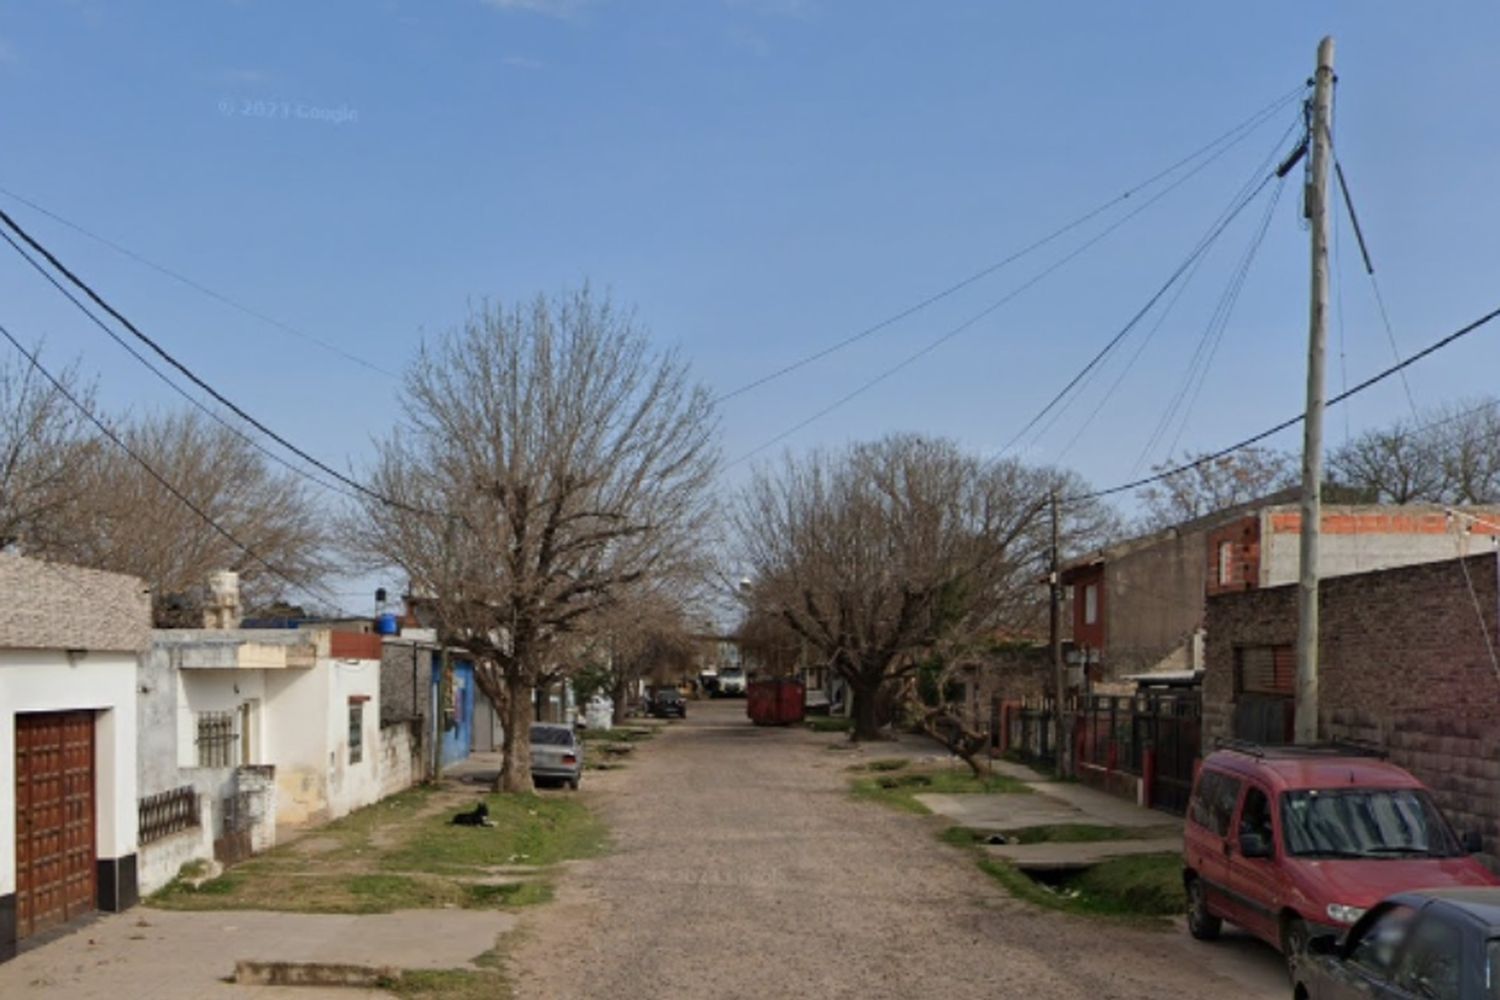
[1205,551,1500,849]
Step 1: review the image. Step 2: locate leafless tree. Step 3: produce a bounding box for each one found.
[734,434,1113,742]
[579,588,702,724]
[1328,398,1500,505]
[1136,446,1296,529]
[347,289,717,792]
[0,348,96,551]
[24,409,331,622]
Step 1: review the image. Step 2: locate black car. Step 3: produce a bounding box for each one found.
[1295,888,1500,999]
[649,688,686,719]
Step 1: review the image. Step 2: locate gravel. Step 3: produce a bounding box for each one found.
[508,702,1284,999]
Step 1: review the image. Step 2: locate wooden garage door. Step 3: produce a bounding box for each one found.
[15,712,96,939]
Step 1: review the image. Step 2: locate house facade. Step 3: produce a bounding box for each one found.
[135,624,388,893]
[379,635,479,779]
[1062,501,1500,691]
[1203,549,1500,853]
[1,555,151,962]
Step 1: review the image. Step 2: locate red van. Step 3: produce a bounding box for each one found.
[1183,742,1498,968]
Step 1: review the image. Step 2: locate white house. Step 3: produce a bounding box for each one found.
[0,554,151,963]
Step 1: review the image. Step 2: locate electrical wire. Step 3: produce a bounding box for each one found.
[711,83,1307,406]
[0,319,353,615]
[724,99,1306,469]
[1065,302,1500,503]
[0,206,436,517]
[0,227,366,506]
[0,185,401,379]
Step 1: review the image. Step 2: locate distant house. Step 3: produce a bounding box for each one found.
[379,633,479,778]
[1062,500,1500,692]
[1203,549,1500,853]
[1,554,151,962]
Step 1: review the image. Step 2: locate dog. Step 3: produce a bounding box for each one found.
[451,801,494,827]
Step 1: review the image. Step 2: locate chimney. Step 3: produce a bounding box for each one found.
[203,570,242,629]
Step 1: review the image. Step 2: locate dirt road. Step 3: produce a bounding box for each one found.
[509,701,1286,999]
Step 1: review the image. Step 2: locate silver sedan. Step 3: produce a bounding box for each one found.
[530,723,583,789]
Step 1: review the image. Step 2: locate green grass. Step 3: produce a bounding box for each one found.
[805,716,852,733]
[387,969,509,1000]
[149,790,606,915]
[850,767,1030,814]
[851,758,910,772]
[974,853,1184,924]
[578,725,657,744]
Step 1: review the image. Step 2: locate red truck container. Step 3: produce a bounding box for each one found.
[747,678,806,726]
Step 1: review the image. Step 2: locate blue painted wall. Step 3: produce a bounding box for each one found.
[431,657,475,767]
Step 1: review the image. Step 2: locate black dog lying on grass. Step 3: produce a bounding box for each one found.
[451,801,495,827]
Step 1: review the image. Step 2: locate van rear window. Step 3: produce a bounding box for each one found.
[1189,770,1242,837]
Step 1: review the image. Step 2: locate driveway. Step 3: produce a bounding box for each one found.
[509,700,1287,999]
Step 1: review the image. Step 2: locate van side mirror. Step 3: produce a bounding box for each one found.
[1462,831,1484,854]
[1239,832,1273,859]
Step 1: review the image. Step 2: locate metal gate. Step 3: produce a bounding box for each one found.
[15,712,97,939]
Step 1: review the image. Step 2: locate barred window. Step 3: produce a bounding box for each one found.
[196,711,238,768]
[1235,645,1295,696]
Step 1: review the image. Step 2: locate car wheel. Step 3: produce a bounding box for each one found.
[1282,917,1310,976]
[1186,877,1221,941]
[568,776,580,791]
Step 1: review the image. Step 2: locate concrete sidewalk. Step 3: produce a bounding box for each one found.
[0,908,513,999]
[915,758,1183,868]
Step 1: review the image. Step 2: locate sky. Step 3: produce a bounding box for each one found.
[2,1,1499,610]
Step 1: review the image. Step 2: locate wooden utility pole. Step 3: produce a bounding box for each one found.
[1049,489,1066,776]
[1295,36,1335,745]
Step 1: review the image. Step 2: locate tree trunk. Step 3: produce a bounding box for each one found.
[497,671,535,793]
[850,678,882,742]
[610,671,629,727]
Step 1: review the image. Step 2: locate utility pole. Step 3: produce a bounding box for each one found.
[1049,489,1066,777]
[1295,36,1335,745]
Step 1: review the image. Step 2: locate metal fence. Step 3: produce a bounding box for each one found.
[1077,691,1201,814]
[138,785,199,845]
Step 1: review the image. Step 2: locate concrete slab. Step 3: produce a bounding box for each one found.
[0,907,513,1000]
[983,837,1183,872]
[915,791,1085,830]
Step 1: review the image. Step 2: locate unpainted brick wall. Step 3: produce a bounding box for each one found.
[1205,552,1500,851]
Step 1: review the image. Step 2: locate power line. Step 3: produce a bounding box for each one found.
[0,205,435,517]
[0,185,401,379]
[0,319,353,615]
[724,99,1305,469]
[1066,302,1500,503]
[711,83,1307,406]
[0,227,366,506]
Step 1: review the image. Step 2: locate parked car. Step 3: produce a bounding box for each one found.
[1294,889,1500,999]
[649,687,686,719]
[716,667,747,697]
[529,723,582,789]
[1183,742,1497,971]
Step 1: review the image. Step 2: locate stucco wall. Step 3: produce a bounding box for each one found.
[0,649,139,897]
[1103,526,1210,678]
[1259,505,1500,585]
[379,721,421,799]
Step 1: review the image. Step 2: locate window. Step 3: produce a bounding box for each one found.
[1218,541,1234,585]
[1189,770,1242,837]
[1280,788,1463,859]
[1349,904,1417,980]
[1398,913,1463,999]
[1235,645,1295,696]
[348,699,364,764]
[196,711,237,768]
[1083,583,1098,625]
[1239,786,1273,847]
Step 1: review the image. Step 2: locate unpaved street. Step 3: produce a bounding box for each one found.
[510,701,1286,999]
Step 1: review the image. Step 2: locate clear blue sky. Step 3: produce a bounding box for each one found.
[3,1,1498,606]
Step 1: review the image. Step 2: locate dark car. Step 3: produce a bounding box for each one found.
[649,687,686,719]
[1294,888,1500,999]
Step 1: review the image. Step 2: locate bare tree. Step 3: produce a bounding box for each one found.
[1328,398,1500,505]
[347,289,717,792]
[0,348,96,551]
[734,434,1113,742]
[1136,446,1296,529]
[23,409,330,621]
[576,589,701,725]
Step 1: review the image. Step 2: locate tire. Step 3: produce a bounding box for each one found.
[1282,917,1310,975]
[1186,877,1222,941]
[568,776,580,791]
